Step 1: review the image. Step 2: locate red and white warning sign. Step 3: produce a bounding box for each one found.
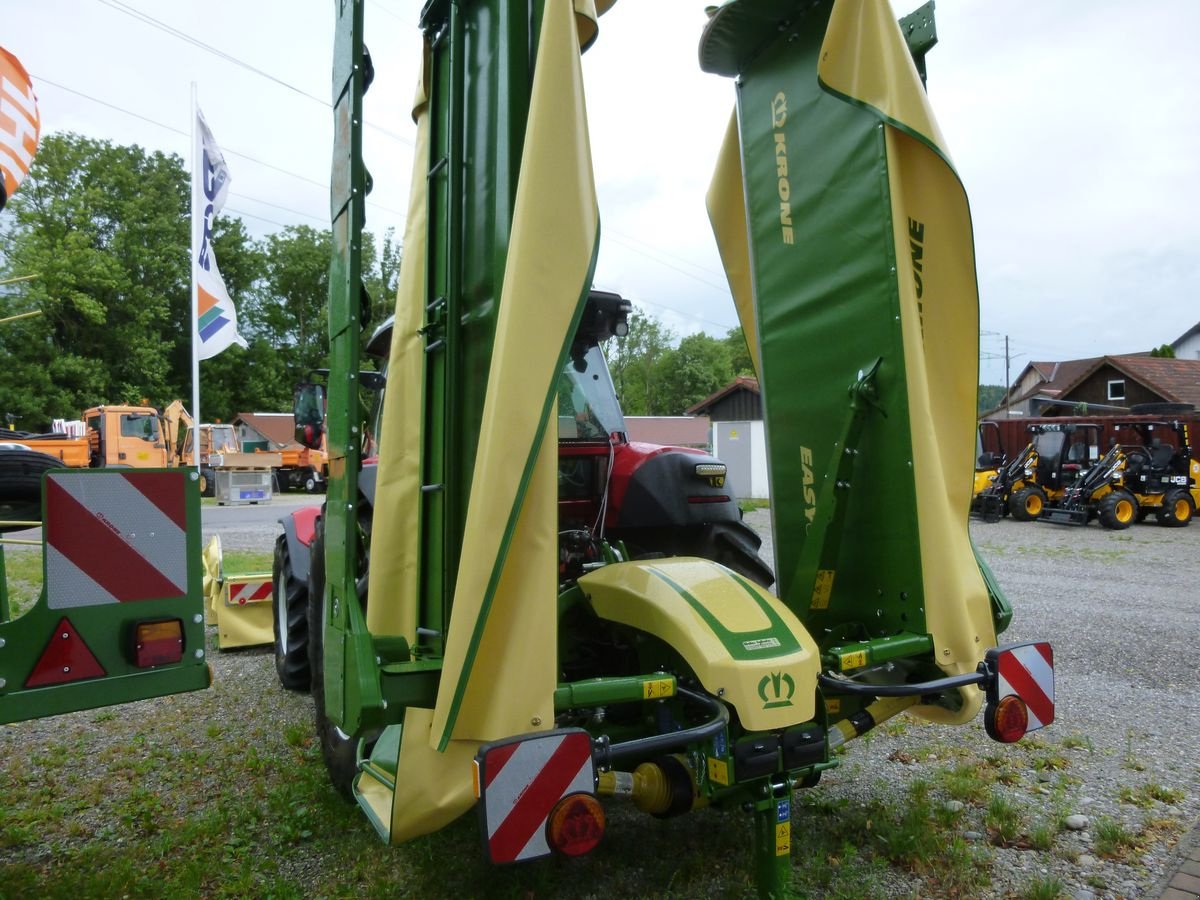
[225,578,272,606]
[45,471,188,609]
[476,729,596,863]
[995,641,1054,730]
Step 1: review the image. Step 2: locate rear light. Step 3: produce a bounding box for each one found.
[985,694,1029,743]
[133,619,185,667]
[983,642,1054,744]
[547,792,605,857]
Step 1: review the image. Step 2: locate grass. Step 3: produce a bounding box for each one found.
[0,546,274,622]
[1119,782,1185,808]
[738,498,770,513]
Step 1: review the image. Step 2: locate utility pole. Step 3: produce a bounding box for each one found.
[1004,335,1011,416]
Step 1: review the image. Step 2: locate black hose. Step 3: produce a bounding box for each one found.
[593,686,729,769]
[817,669,985,698]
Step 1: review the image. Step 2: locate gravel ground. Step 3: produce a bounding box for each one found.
[744,507,1200,899]
[3,507,1197,898]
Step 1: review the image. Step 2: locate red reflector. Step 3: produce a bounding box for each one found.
[134,619,185,667]
[25,617,107,688]
[686,495,731,504]
[986,694,1029,743]
[547,792,605,857]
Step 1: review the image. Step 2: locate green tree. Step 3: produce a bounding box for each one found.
[0,132,267,428]
[654,332,733,415]
[607,308,675,416]
[1149,344,1175,358]
[0,134,188,426]
[977,384,1007,414]
[724,324,755,376]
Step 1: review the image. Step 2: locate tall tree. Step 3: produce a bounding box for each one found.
[724,324,755,376]
[654,332,733,415]
[0,133,197,427]
[607,308,675,416]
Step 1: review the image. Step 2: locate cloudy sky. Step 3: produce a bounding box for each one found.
[8,0,1199,386]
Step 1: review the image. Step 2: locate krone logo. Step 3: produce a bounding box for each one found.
[771,92,787,129]
[758,671,796,709]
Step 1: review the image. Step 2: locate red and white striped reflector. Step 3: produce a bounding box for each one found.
[475,729,596,864]
[225,578,272,606]
[988,641,1054,733]
[45,471,188,609]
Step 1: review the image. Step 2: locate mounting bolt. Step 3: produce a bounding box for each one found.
[531,716,543,726]
[195,649,204,659]
[193,614,203,624]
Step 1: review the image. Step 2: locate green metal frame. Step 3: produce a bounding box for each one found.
[0,469,208,724]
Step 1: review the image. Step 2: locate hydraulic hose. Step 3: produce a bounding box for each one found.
[592,686,729,769]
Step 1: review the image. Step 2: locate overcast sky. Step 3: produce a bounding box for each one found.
[8,0,1200,386]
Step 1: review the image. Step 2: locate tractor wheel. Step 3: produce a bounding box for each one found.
[199,467,216,498]
[673,521,775,589]
[1156,490,1194,528]
[1098,490,1138,530]
[1008,486,1046,522]
[272,533,311,691]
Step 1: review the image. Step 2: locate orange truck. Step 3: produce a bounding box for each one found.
[3,404,171,468]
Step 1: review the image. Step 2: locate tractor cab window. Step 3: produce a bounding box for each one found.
[1033,430,1065,469]
[558,346,626,441]
[121,414,160,442]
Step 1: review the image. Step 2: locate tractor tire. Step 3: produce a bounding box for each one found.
[675,521,775,589]
[1008,486,1047,522]
[306,519,359,802]
[1098,490,1138,530]
[272,533,311,691]
[1156,490,1194,528]
[199,467,215,498]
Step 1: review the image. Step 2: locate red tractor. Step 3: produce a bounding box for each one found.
[272,289,772,690]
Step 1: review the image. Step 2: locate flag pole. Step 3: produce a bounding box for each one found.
[189,82,201,475]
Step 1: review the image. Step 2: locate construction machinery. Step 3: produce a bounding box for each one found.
[1111,419,1198,526]
[998,423,1101,522]
[265,2,1055,897]
[1038,443,1135,529]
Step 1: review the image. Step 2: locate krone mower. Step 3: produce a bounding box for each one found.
[296,1,1055,897]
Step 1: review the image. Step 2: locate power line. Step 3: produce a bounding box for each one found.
[31,74,408,224]
[93,0,413,146]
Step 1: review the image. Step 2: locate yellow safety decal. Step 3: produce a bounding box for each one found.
[840,650,868,671]
[643,678,674,700]
[826,697,841,715]
[811,569,835,609]
[708,757,729,786]
[775,822,791,856]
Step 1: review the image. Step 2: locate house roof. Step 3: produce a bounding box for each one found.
[624,416,710,446]
[1055,355,1200,409]
[232,412,301,449]
[1171,320,1200,349]
[684,376,760,416]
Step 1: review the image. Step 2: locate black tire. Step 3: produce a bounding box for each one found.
[199,467,215,498]
[304,469,322,494]
[273,533,311,691]
[1157,489,1194,528]
[1098,490,1138,530]
[0,448,64,531]
[644,520,774,588]
[307,516,360,801]
[1008,485,1046,522]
